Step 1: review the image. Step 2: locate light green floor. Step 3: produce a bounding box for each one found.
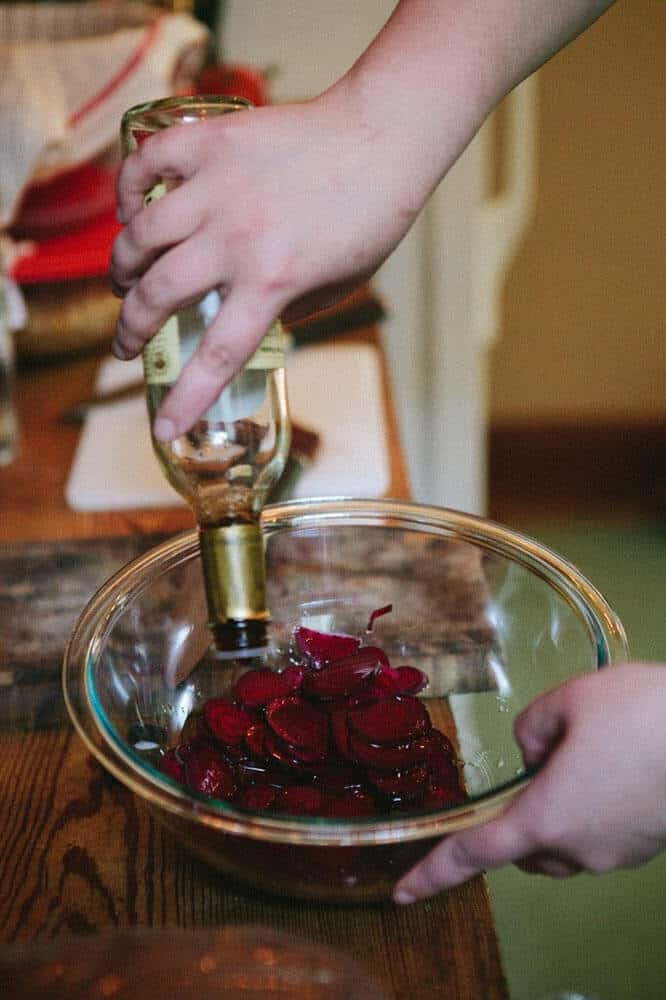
[487,520,666,1000]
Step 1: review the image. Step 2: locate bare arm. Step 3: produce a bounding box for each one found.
[112,0,616,438]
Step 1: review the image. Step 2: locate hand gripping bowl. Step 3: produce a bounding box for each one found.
[63,499,628,903]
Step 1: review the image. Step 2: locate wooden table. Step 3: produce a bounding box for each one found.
[0,333,508,999]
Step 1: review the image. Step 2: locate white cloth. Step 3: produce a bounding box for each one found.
[0,2,208,227]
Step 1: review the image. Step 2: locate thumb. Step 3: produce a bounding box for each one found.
[514,682,570,768]
[394,685,575,904]
[394,809,535,902]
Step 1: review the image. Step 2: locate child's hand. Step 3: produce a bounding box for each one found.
[394,663,666,903]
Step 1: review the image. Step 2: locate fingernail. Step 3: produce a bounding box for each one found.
[393,889,416,906]
[111,340,131,360]
[153,417,176,441]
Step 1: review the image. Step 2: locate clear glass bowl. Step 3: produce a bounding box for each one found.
[63,499,628,903]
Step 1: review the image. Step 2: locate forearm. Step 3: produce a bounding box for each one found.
[330,0,616,197]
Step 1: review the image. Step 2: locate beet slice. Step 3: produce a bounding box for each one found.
[282,663,306,691]
[367,762,429,798]
[357,645,391,669]
[301,649,380,699]
[237,758,286,789]
[159,747,186,784]
[204,698,254,746]
[329,708,354,760]
[348,696,431,745]
[294,626,360,664]
[180,712,209,745]
[264,729,328,769]
[424,729,460,787]
[422,783,467,809]
[348,732,431,770]
[185,744,236,799]
[274,785,328,815]
[236,785,278,811]
[266,696,329,757]
[311,763,365,794]
[366,667,403,697]
[321,791,378,818]
[244,721,268,759]
[366,603,393,632]
[393,665,429,695]
[233,668,290,708]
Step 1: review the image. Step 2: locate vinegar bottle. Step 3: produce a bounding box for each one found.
[121,97,291,651]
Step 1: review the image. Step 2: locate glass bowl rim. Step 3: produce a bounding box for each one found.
[63,497,628,846]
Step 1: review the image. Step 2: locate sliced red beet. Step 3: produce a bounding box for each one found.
[367,762,429,798]
[282,663,306,691]
[274,785,328,815]
[294,626,360,664]
[367,665,428,697]
[185,744,236,799]
[301,649,381,699]
[237,758,287,789]
[348,696,431,746]
[424,729,460,787]
[180,712,209,745]
[357,645,391,669]
[160,747,186,784]
[266,696,329,757]
[204,698,254,746]
[427,728,456,757]
[232,668,290,708]
[321,791,378,818]
[236,785,278,811]
[311,763,364,793]
[348,732,431,770]
[393,666,429,695]
[366,667,403,697]
[329,708,354,760]
[173,618,468,820]
[422,783,467,809]
[264,729,327,768]
[366,603,393,632]
[244,721,268,759]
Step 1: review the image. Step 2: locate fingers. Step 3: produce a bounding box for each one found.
[117,127,206,223]
[393,811,535,904]
[515,853,583,878]
[151,288,277,439]
[514,682,569,768]
[112,181,205,294]
[394,686,579,904]
[112,236,228,361]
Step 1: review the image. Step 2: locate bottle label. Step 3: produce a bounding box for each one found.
[244,321,286,370]
[142,179,284,384]
[142,314,181,384]
[143,319,285,385]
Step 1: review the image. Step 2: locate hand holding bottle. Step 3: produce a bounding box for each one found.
[111,86,427,440]
[112,1,615,439]
[394,663,666,903]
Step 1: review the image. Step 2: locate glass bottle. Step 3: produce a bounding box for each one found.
[121,96,291,652]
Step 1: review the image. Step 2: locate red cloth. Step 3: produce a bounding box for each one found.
[10,65,267,286]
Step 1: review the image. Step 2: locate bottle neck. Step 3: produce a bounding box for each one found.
[199,522,269,648]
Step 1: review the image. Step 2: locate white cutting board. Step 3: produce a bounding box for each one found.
[66,342,391,511]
